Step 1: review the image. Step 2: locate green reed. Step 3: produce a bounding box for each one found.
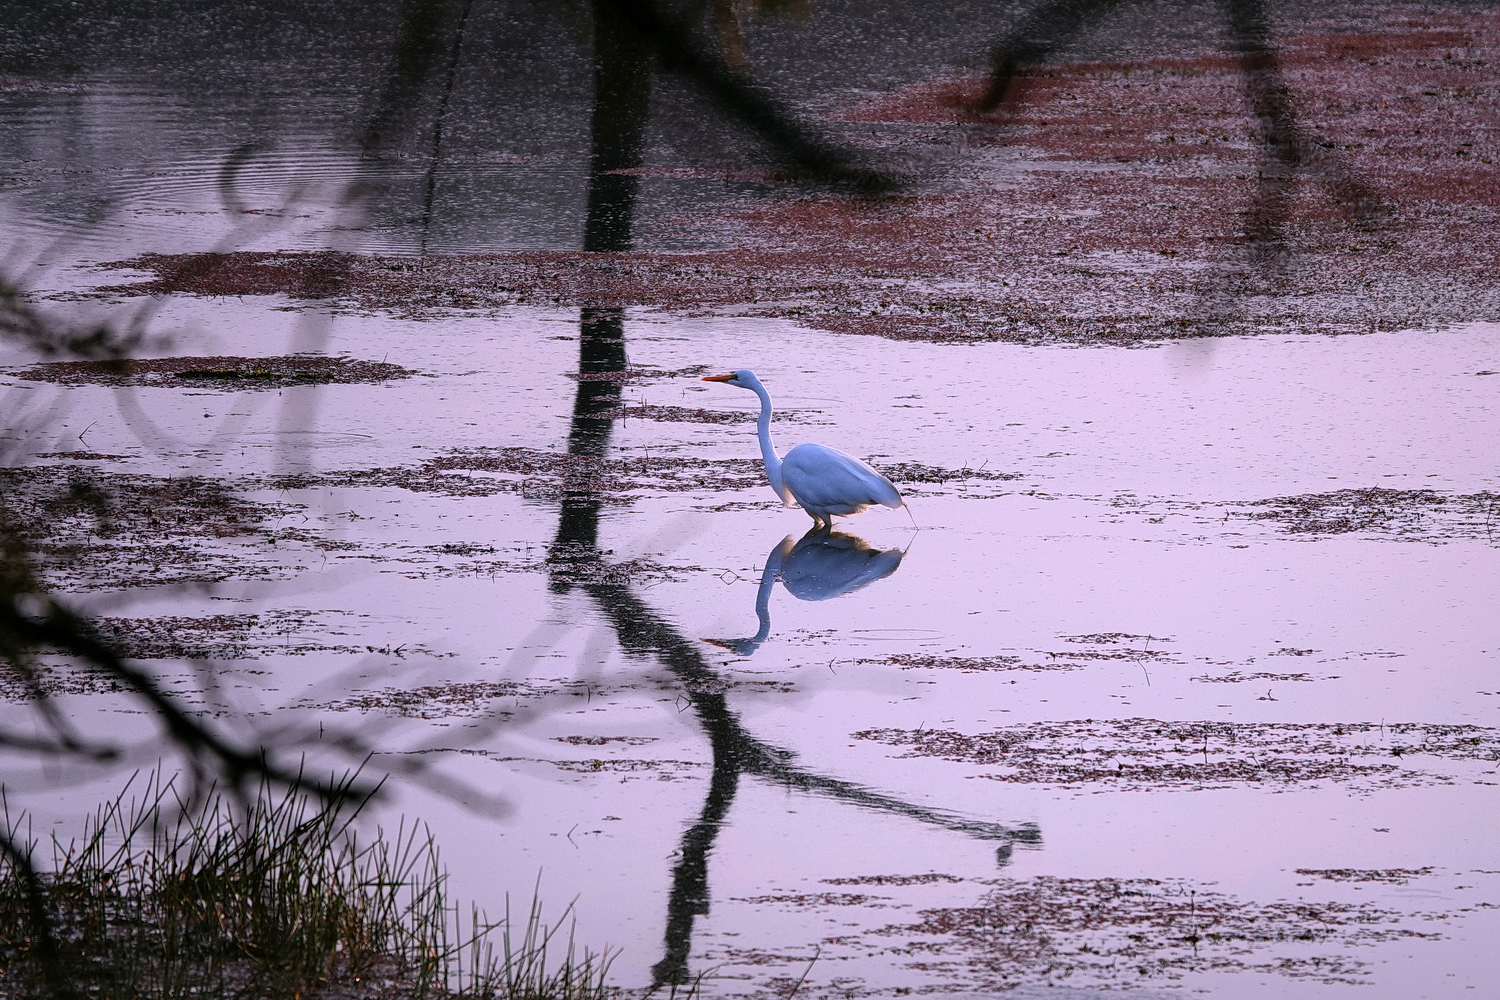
[0,769,613,1000]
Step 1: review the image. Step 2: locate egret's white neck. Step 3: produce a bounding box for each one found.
[749,381,787,501]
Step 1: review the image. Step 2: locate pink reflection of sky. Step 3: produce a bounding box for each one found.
[2,301,1497,996]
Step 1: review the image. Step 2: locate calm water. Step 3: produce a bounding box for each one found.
[3,2,1499,996]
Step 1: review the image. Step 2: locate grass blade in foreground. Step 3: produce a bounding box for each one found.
[0,769,615,999]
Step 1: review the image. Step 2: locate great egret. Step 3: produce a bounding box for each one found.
[702,369,904,527]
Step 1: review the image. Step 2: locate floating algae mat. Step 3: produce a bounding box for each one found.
[11,355,415,390]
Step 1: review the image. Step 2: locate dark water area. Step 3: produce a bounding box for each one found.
[7,0,1490,258]
[4,1,1500,997]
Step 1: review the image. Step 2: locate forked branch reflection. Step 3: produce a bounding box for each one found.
[537,47,1035,986]
[549,318,1036,989]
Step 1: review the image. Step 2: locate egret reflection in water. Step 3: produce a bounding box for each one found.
[705,527,905,656]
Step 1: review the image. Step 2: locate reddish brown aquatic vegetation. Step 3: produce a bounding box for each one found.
[98,250,359,299]
[854,718,1500,791]
[2,610,384,701]
[9,354,414,390]
[697,946,820,971]
[90,15,1500,346]
[2,448,1003,595]
[676,676,799,697]
[303,671,752,721]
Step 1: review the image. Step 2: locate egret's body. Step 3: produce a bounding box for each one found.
[703,369,904,527]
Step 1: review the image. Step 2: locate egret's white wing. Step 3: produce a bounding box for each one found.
[781,443,904,510]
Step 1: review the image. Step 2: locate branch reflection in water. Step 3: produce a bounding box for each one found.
[532,17,1037,985]
[547,308,1036,990]
[553,528,1039,988]
[705,528,905,657]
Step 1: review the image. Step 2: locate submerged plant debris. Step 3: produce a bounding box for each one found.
[565,365,711,383]
[600,403,814,424]
[85,610,366,660]
[0,660,129,701]
[9,355,415,390]
[865,653,1079,673]
[487,756,707,779]
[539,544,701,587]
[866,876,1445,990]
[276,448,765,501]
[1112,488,1500,544]
[821,874,965,887]
[865,633,1178,674]
[30,451,131,461]
[1296,868,1435,884]
[551,735,660,746]
[1191,671,1331,684]
[1232,487,1500,541]
[0,466,307,590]
[871,462,1020,485]
[303,680,543,719]
[1035,646,1179,663]
[311,666,796,723]
[323,539,702,587]
[260,449,1016,505]
[731,892,889,907]
[854,719,1500,791]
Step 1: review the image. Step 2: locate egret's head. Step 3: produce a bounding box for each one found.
[702,369,758,389]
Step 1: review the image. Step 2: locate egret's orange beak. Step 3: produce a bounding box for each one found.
[702,374,735,382]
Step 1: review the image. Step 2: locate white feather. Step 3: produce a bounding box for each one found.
[703,369,905,526]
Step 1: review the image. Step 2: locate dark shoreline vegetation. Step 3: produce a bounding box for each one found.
[0,769,614,1000]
